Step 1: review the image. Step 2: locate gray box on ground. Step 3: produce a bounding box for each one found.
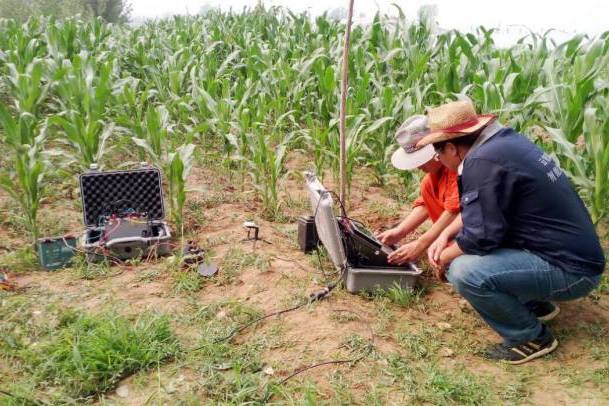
[345,264,420,292]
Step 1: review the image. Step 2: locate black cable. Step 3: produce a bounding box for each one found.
[278,351,371,385]
[259,308,375,403]
[326,190,348,218]
[315,247,328,278]
[190,282,340,351]
[268,255,308,272]
[261,352,372,404]
[210,301,308,345]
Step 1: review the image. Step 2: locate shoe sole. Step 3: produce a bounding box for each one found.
[507,339,559,365]
[537,304,560,322]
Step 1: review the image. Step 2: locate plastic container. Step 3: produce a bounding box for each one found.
[37,236,77,270]
[304,171,421,293]
[297,215,319,253]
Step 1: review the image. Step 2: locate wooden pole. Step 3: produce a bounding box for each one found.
[339,0,355,205]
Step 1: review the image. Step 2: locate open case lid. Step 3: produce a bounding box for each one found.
[79,167,165,227]
[304,171,348,270]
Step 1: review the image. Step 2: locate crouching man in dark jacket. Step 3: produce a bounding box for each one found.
[416,99,606,364]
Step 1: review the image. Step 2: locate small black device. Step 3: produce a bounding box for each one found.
[242,221,270,245]
[297,215,319,253]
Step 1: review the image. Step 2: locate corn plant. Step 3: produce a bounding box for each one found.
[167,143,195,236]
[0,18,46,72]
[229,123,295,219]
[50,52,116,169]
[327,115,393,193]
[0,112,48,245]
[129,102,195,236]
[0,57,51,245]
[4,59,49,117]
[541,37,609,143]
[191,73,242,165]
[133,105,170,158]
[582,104,609,223]
[303,117,330,180]
[0,9,609,228]
[252,131,293,220]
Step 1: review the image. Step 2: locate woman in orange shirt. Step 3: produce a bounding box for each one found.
[377,115,460,265]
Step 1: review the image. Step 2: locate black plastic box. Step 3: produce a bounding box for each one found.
[297,215,319,253]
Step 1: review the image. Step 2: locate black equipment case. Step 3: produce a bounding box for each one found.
[79,164,171,262]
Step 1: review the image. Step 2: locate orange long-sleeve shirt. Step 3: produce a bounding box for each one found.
[412,166,460,223]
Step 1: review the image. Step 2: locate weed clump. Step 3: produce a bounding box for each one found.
[20,311,180,398]
[361,282,426,308]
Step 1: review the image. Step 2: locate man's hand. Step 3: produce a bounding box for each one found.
[376,227,404,246]
[430,241,465,281]
[387,240,424,265]
[432,250,451,281]
[427,233,449,269]
[432,262,447,281]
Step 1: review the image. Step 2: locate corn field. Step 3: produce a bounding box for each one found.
[0,7,608,241]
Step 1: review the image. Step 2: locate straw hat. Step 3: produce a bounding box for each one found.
[390,115,436,170]
[416,100,496,148]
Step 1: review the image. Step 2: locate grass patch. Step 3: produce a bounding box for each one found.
[70,254,116,279]
[381,283,425,308]
[19,311,180,399]
[329,310,360,323]
[499,379,530,404]
[421,364,493,405]
[183,199,210,234]
[217,247,269,285]
[0,295,51,355]
[367,199,402,219]
[0,246,40,273]
[361,282,426,308]
[395,325,442,360]
[173,269,202,293]
[385,354,493,404]
[186,300,271,403]
[370,297,395,338]
[591,365,609,385]
[137,268,160,282]
[594,273,609,295]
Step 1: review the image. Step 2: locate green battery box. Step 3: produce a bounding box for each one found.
[37,236,77,271]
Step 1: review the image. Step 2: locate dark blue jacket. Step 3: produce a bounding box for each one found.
[456,128,606,276]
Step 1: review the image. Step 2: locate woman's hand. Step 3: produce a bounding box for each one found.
[376,227,404,246]
[387,240,424,265]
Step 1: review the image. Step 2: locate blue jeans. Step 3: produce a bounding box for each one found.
[447,248,602,346]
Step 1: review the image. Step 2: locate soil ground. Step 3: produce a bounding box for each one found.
[1,151,608,405]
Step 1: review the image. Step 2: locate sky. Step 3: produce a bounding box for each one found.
[128,0,607,45]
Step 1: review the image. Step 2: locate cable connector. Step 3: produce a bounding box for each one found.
[308,283,336,303]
